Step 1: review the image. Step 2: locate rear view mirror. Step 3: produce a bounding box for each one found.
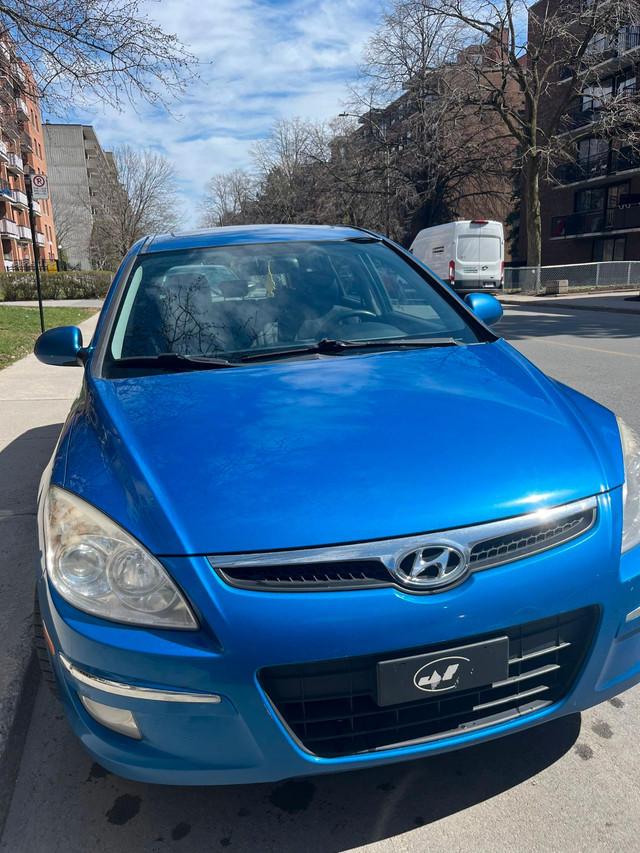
[34,326,86,366]
[464,293,503,326]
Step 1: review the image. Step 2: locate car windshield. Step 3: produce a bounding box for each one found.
[106,239,484,372]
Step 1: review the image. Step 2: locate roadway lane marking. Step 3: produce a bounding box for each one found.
[529,339,640,359]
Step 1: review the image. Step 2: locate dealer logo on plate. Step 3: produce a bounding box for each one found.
[413,655,471,692]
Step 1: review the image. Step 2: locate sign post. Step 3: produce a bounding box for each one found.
[24,172,48,334]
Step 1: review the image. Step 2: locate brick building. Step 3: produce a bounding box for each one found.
[0,38,57,271]
[345,28,523,250]
[527,1,640,264]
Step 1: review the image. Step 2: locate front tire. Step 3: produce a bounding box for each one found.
[33,589,59,699]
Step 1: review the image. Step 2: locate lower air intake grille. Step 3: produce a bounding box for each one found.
[259,607,598,758]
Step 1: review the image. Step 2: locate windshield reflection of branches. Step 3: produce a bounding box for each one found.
[118,240,477,360]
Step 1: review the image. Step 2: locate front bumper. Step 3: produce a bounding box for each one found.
[38,491,640,785]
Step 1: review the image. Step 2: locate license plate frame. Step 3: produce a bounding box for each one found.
[376,636,509,707]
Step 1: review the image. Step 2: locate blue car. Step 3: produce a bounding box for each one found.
[34,224,640,785]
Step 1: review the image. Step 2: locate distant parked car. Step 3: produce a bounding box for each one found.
[34,224,640,785]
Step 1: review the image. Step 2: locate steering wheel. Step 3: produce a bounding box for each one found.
[335,310,378,324]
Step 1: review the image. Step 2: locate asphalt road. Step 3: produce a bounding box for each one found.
[2,304,640,853]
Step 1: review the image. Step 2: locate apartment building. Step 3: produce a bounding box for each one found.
[42,124,118,270]
[0,40,57,271]
[530,2,640,264]
[342,28,523,249]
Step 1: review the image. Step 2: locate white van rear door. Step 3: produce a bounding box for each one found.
[456,233,502,280]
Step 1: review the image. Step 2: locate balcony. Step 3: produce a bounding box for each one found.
[35,232,44,247]
[31,199,41,216]
[563,102,605,130]
[19,131,33,154]
[0,139,7,162]
[10,189,28,210]
[15,97,28,119]
[554,147,640,184]
[0,178,12,200]
[554,153,609,183]
[11,63,25,87]
[2,119,19,141]
[6,152,23,174]
[17,224,32,243]
[0,75,14,103]
[611,147,640,173]
[551,205,640,238]
[619,28,640,54]
[0,218,19,239]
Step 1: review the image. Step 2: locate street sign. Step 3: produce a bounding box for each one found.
[31,174,49,199]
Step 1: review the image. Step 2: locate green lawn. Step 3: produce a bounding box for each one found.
[0,306,97,369]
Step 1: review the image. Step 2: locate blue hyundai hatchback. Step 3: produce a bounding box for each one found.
[34,224,640,784]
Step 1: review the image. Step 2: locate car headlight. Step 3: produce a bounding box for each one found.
[43,486,198,629]
[618,418,640,553]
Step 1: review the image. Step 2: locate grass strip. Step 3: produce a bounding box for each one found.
[0,306,97,370]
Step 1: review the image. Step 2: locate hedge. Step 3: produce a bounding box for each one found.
[0,271,114,301]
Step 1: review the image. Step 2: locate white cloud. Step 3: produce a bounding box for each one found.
[52,0,384,227]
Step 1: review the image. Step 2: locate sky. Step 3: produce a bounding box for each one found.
[48,0,386,228]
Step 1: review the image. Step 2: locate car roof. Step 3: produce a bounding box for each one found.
[143,224,375,254]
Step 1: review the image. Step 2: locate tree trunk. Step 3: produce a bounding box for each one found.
[522,154,542,268]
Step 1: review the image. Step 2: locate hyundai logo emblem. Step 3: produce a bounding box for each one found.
[391,544,468,589]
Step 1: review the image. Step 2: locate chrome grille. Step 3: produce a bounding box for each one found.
[468,510,595,571]
[209,497,597,591]
[259,607,599,758]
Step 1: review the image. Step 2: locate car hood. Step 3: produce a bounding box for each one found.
[62,341,623,555]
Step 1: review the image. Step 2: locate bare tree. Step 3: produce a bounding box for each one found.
[90,144,184,267]
[250,118,329,223]
[375,0,640,264]
[199,170,258,227]
[350,1,521,246]
[0,0,197,111]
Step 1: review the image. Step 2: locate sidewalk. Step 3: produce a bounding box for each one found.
[498,287,640,315]
[0,309,100,834]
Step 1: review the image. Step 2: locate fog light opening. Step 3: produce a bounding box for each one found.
[79,695,142,739]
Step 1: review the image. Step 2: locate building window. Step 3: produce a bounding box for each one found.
[592,237,625,261]
[619,69,637,95]
[618,26,640,53]
[606,182,630,210]
[578,137,608,164]
[575,187,606,212]
[581,79,613,113]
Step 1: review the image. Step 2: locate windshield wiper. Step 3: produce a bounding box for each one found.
[239,337,460,363]
[113,353,238,371]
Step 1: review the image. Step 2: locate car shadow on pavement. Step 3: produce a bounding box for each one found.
[133,713,582,851]
[498,305,639,341]
[7,685,582,852]
[0,423,64,839]
[0,422,64,673]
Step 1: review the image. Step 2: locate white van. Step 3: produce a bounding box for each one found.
[409,220,504,295]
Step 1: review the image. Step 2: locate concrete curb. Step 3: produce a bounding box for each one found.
[0,650,38,839]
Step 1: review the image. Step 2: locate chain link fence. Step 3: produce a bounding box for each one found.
[504,261,640,294]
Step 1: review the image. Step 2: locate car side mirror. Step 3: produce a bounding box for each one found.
[34,326,87,366]
[464,293,503,326]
